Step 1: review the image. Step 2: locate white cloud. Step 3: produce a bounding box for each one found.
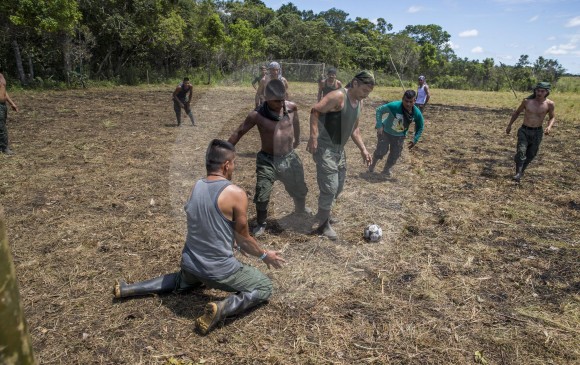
[565,16,580,27]
[446,41,460,50]
[459,29,479,37]
[471,46,484,53]
[408,6,423,13]
[545,42,577,55]
[528,15,539,22]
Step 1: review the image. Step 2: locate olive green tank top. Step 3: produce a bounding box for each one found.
[317,88,361,149]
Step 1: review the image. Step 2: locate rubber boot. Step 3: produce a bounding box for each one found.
[314,209,337,240]
[293,198,312,215]
[195,290,263,335]
[382,164,393,177]
[253,209,267,236]
[113,272,179,299]
[513,163,524,182]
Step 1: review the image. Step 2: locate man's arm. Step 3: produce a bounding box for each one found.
[224,186,285,269]
[375,103,389,135]
[424,85,431,104]
[256,78,266,104]
[350,117,372,166]
[172,86,184,107]
[317,81,323,102]
[186,87,193,103]
[544,101,556,135]
[227,113,258,146]
[306,91,343,154]
[5,93,18,112]
[506,100,526,134]
[409,110,425,149]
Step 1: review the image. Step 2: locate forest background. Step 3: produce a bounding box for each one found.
[1,0,578,92]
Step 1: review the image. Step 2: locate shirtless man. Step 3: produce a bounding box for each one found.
[0,69,19,155]
[172,77,195,126]
[256,62,289,106]
[506,82,556,182]
[228,79,309,236]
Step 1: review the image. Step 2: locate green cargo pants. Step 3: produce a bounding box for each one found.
[313,146,347,211]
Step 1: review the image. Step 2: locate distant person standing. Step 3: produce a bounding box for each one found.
[505,82,556,182]
[0,68,19,155]
[368,90,425,176]
[256,62,289,106]
[173,77,195,126]
[415,75,430,113]
[317,68,343,102]
[252,65,268,107]
[306,71,375,240]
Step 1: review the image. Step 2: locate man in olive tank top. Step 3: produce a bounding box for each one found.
[307,71,375,240]
[112,139,285,335]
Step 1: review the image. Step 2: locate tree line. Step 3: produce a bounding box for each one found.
[0,0,569,91]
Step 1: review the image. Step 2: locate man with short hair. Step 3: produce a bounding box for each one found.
[172,77,195,126]
[0,68,19,155]
[228,79,310,236]
[113,139,285,335]
[506,82,556,182]
[306,71,375,240]
[256,62,289,105]
[317,68,343,102]
[415,75,430,113]
[368,90,425,176]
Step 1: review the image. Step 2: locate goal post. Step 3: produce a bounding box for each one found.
[278,61,325,83]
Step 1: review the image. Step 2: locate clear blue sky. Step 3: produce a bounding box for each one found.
[261,0,580,75]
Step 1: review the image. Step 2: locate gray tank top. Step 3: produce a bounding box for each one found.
[181,178,241,280]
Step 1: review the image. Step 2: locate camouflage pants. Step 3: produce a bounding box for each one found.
[514,126,543,165]
[253,150,308,211]
[313,146,347,211]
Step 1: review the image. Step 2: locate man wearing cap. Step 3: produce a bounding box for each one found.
[506,82,556,182]
[318,68,343,102]
[416,75,430,113]
[228,79,309,236]
[256,62,289,106]
[368,90,425,176]
[306,71,375,240]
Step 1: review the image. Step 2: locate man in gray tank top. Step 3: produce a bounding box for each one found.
[112,139,285,335]
[306,71,375,240]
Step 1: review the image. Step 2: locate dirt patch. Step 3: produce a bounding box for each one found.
[1,85,578,364]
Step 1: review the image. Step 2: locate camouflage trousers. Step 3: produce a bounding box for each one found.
[313,146,347,211]
[514,126,543,165]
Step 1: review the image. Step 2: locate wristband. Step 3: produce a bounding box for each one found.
[258,251,268,261]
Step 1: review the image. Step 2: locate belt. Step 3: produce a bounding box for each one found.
[259,150,294,159]
[521,125,542,130]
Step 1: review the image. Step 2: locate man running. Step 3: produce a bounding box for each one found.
[506,82,556,182]
[306,71,375,240]
[317,68,343,102]
[228,79,310,236]
[368,90,425,176]
[113,139,285,335]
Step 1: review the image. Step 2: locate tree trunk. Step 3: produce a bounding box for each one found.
[11,39,26,86]
[0,208,37,365]
[61,32,72,86]
[27,54,35,84]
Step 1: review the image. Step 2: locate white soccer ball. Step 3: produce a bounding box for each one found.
[364,224,383,242]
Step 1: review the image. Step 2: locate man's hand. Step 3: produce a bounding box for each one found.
[361,149,372,166]
[376,128,383,136]
[293,139,300,149]
[544,126,552,135]
[408,141,416,150]
[263,250,286,269]
[306,137,317,154]
[505,125,512,134]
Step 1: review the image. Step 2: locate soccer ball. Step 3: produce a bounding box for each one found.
[364,224,383,242]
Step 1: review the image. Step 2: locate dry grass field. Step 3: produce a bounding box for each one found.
[1,83,578,364]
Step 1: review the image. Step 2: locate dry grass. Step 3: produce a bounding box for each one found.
[1,83,578,364]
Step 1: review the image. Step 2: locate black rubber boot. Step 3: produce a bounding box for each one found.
[513,163,524,182]
[195,290,263,335]
[313,209,337,240]
[113,272,179,298]
[253,209,268,236]
[293,198,312,215]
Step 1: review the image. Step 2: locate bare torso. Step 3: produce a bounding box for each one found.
[255,101,297,155]
[0,74,8,103]
[522,98,554,128]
